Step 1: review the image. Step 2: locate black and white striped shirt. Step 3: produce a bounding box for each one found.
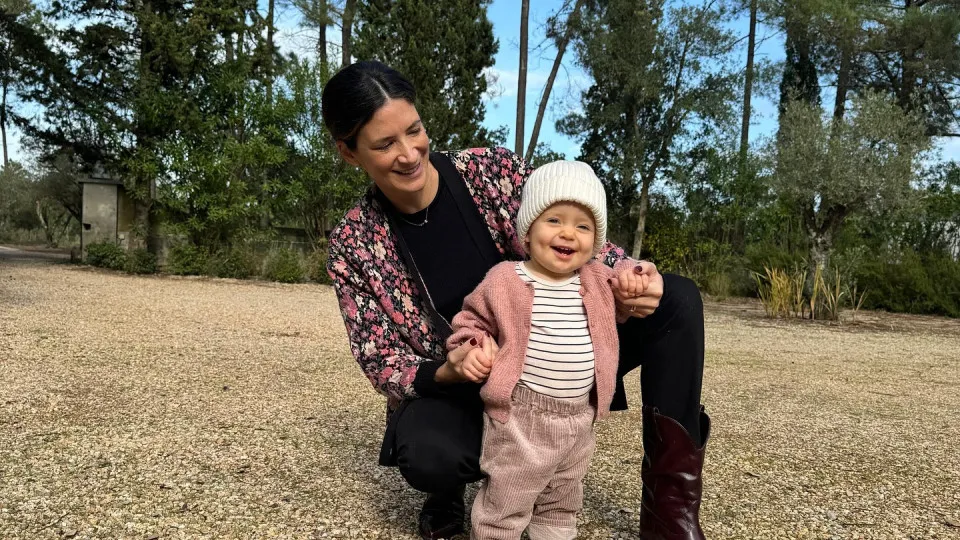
[516,262,595,399]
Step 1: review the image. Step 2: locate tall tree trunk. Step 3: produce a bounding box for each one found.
[266,0,276,104]
[133,2,157,254]
[341,0,357,67]
[515,0,529,155]
[260,0,277,230]
[833,46,851,121]
[778,6,820,120]
[738,0,757,175]
[525,0,584,162]
[631,173,653,259]
[318,0,328,70]
[36,201,57,247]
[1,79,8,167]
[898,0,917,113]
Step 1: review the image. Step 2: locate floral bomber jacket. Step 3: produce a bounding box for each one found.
[326,147,629,421]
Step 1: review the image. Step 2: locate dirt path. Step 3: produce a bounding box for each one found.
[1,261,958,539]
[0,245,71,264]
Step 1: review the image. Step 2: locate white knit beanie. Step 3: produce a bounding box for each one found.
[517,160,608,255]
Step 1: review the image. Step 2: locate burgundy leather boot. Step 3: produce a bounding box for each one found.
[418,484,466,539]
[639,405,711,540]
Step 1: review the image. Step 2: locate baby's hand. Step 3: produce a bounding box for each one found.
[612,265,649,299]
[462,337,494,383]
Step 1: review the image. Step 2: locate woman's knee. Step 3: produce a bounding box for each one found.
[662,274,703,322]
[397,442,473,493]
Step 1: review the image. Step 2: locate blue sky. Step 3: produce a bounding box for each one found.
[6,0,958,164]
[481,0,786,159]
[481,0,959,163]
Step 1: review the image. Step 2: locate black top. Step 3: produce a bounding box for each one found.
[395,164,493,325]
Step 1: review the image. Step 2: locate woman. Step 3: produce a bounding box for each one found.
[322,60,709,540]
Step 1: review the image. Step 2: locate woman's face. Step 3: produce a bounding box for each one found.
[337,98,434,207]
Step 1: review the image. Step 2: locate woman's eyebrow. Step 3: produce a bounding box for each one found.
[370,121,422,146]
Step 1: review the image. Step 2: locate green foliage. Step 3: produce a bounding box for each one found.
[166,244,209,276]
[529,143,566,169]
[853,250,960,318]
[125,248,157,274]
[306,247,332,285]
[206,246,258,279]
[775,93,929,211]
[852,0,960,137]
[705,272,734,301]
[354,0,501,149]
[775,92,931,280]
[85,242,127,270]
[778,0,820,116]
[0,163,40,232]
[281,57,368,244]
[560,0,740,256]
[640,193,687,274]
[262,248,305,283]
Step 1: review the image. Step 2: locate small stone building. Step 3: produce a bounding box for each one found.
[78,168,135,256]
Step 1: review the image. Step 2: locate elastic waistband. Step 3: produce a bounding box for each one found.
[510,384,593,416]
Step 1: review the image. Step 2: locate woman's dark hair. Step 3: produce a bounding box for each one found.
[321,61,417,150]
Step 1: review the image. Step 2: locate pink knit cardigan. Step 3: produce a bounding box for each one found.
[447,259,636,423]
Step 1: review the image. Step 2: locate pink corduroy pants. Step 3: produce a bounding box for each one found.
[470,384,597,540]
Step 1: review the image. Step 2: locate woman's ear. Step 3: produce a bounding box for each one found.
[336,140,360,167]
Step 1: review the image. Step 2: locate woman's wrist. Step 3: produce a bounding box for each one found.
[434,361,457,384]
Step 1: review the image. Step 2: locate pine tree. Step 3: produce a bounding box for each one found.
[353,0,502,149]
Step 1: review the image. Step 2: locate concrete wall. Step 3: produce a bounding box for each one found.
[116,189,135,249]
[81,183,118,254]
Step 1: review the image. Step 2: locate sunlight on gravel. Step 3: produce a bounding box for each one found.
[1,261,958,539]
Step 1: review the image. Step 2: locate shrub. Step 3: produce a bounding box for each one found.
[306,247,332,285]
[125,249,157,274]
[167,244,209,276]
[85,242,127,270]
[262,248,305,283]
[755,266,805,318]
[206,246,258,279]
[704,272,733,301]
[854,250,959,318]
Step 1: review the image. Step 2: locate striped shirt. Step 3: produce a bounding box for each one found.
[515,262,596,399]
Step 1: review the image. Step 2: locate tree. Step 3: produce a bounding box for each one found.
[0,162,38,231]
[0,0,61,167]
[560,0,739,257]
[739,0,758,173]
[341,0,357,66]
[774,92,931,279]
[778,0,821,117]
[292,0,332,64]
[857,0,960,137]
[525,0,585,163]
[515,0,529,155]
[282,56,367,243]
[353,0,502,149]
[21,0,210,252]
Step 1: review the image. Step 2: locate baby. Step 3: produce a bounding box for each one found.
[447,160,646,539]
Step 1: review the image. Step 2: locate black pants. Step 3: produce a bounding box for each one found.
[392,274,705,495]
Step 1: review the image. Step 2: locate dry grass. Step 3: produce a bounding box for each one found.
[1,258,958,539]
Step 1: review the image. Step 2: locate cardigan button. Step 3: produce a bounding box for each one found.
[579,287,586,296]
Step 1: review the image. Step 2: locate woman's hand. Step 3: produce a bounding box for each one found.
[436,334,500,384]
[611,261,663,318]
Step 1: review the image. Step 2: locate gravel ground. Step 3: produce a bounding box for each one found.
[1,256,958,539]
